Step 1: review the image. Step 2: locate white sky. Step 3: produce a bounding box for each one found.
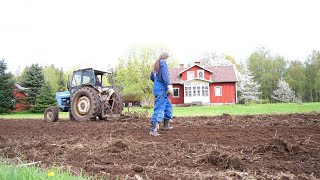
[1,0,320,74]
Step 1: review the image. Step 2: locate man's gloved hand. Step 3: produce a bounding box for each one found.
[167,85,173,95]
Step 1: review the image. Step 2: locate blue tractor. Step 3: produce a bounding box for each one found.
[44,68,123,122]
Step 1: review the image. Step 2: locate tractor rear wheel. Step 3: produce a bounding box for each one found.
[71,86,99,122]
[44,106,59,122]
[109,91,123,117]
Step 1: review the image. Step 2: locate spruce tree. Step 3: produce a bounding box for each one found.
[32,82,57,112]
[0,59,15,113]
[57,68,66,91]
[21,64,45,107]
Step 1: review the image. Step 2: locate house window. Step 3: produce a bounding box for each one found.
[197,86,201,96]
[173,88,179,98]
[185,86,192,97]
[198,70,204,79]
[187,71,195,80]
[193,87,197,96]
[202,86,209,96]
[215,86,222,96]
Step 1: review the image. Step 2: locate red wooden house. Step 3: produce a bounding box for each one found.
[169,62,238,105]
[13,83,29,111]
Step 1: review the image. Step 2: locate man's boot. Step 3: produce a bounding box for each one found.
[149,122,160,136]
[163,119,173,130]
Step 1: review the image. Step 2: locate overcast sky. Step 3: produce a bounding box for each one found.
[1,0,319,74]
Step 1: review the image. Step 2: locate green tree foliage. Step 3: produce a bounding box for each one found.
[224,54,241,69]
[247,47,287,102]
[21,64,45,107]
[0,59,15,113]
[284,61,306,101]
[115,45,177,102]
[304,50,320,102]
[32,82,56,112]
[15,66,29,84]
[43,65,67,92]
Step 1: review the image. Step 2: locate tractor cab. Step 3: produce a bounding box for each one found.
[68,68,111,94]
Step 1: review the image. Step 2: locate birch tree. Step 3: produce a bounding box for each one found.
[237,64,261,104]
[114,45,177,103]
[272,78,295,103]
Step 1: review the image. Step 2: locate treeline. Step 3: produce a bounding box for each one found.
[246,48,320,103]
[0,61,63,113]
[1,46,319,113]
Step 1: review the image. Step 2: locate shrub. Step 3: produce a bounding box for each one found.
[260,99,270,104]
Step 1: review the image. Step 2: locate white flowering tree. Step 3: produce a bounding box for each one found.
[200,52,233,66]
[272,78,296,102]
[237,64,261,104]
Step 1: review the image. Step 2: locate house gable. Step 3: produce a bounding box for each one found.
[180,65,212,81]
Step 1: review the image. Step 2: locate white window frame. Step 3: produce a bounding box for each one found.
[185,86,192,97]
[173,88,179,98]
[215,86,222,96]
[197,70,204,79]
[202,85,209,96]
[187,71,195,80]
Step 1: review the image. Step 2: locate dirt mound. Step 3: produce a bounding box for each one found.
[107,140,129,153]
[252,138,303,158]
[199,150,243,171]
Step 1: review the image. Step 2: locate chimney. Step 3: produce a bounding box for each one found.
[179,64,184,68]
[194,61,200,65]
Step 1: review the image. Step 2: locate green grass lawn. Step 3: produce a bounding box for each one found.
[0,159,89,180]
[126,102,320,117]
[1,102,319,119]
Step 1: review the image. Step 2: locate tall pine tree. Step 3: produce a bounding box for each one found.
[0,59,15,113]
[32,82,56,112]
[21,64,45,108]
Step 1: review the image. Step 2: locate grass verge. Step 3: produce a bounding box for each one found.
[127,102,320,117]
[1,102,319,119]
[0,159,88,180]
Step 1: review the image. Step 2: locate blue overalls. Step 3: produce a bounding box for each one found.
[150,60,173,123]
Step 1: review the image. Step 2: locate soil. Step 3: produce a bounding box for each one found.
[0,113,320,179]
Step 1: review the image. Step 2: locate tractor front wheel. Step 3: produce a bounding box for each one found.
[44,106,59,122]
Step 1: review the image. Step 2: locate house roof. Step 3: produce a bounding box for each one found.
[169,65,238,84]
[14,83,29,90]
[207,66,238,83]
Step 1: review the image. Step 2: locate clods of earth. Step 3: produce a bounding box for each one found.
[0,113,319,179]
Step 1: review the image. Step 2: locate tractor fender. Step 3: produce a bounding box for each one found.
[101,88,114,101]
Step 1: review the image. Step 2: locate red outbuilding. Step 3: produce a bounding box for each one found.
[13,83,29,111]
[169,62,238,105]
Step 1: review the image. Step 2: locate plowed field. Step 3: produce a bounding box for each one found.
[0,113,320,179]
